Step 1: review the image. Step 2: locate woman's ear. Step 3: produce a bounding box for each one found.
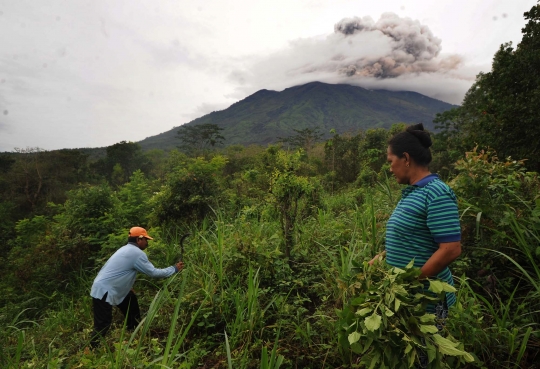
[403,152,410,166]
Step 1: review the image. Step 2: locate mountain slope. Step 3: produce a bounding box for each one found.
[139,82,457,150]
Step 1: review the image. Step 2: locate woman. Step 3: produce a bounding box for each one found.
[371,123,462,312]
[372,123,462,367]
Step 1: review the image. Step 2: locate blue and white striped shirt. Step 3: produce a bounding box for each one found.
[385,174,461,309]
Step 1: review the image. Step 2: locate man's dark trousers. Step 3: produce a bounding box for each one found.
[90,291,141,348]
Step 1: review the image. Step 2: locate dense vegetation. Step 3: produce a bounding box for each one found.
[1,4,540,368]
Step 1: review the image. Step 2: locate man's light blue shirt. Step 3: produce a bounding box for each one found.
[90,242,177,305]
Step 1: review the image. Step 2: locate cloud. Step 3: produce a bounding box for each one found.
[228,13,477,105]
[182,102,232,120]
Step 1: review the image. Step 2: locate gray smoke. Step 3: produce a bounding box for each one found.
[228,12,472,105]
[332,13,460,78]
[334,16,374,35]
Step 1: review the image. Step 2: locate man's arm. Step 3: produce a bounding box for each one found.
[134,253,178,278]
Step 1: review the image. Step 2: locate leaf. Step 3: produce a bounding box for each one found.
[405,259,415,269]
[368,351,380,369]
[441,283,457,293]
[419,324,439,334]
[432,334,474,362]
[408,348,416,368]
[393,285,408,296]
[365,313,382,332]
[362,337,373,354]
[429,280,456,294]
[426,341,437,364]
[356,307,373,316]
[394,298,401,311]
[351,342,363,354]
[404,343,413,354]
[428,280,444,293]
[348,331,361,345]
[419,314,436,323]
[384,308,394,317]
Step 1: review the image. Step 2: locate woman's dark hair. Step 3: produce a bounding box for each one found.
[388,123,432,166]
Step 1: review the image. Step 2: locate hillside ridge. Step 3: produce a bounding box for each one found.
[139,81,457,150]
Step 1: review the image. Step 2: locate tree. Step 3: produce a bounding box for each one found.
[324,130,363,188]
[431,109,467,177]
[356,128,392,186]
[176,123,225,156]
[278,127,323,155]
[92,141,149,184]
[151,154,228,225]
[11,147,45,212]
[268,149,317,257]
[455,3,540,171]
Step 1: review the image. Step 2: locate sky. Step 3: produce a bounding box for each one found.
[0,0,537,151]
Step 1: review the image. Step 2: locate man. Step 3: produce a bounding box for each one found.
[89,226,184,348]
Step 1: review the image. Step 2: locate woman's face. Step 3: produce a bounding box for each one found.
[387,146,409,184]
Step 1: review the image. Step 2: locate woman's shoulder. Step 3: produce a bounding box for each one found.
[424,177,454,193]
[423,178,458,203]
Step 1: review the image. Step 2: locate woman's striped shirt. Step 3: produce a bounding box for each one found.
[385,174,461,310]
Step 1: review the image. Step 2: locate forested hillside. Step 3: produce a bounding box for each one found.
[138,82,456,151]
[1,3,539,369]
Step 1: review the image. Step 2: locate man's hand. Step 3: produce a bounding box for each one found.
[175,261,185,272]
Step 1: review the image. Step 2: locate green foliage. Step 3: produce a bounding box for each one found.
[176,123,225,156]
[2,60,540,368]
[151,154,228,225]
[56,183,119,247]
[431,109,466,178]
[450,147,540,239]
[325,131,363,189]
[114,170,154,227]
[0,148,90,216]
[139,82,455,150]
[278,127,323,154]
[337,260,473,368]
[268,149,319,257]
[92,141,150,184]
[442,3,540,172]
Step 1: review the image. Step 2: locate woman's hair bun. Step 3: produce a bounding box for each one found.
[406,123,432,148]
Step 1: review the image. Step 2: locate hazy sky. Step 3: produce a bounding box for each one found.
[0,0,536,151]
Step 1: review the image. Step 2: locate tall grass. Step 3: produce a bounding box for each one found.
[3,186,539,368]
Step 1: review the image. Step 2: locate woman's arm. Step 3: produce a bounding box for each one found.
[419,241,461,279]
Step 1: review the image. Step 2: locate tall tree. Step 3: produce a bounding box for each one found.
[324,130,363,186]
[456,3,540,171]
[92,141,149,184]
[176,123,225,156]
[278,127,323,155]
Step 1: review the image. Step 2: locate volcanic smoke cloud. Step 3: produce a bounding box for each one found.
[229,13,472,104]
[331,13,461,78]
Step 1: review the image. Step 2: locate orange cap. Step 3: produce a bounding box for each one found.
[129,227,153,240]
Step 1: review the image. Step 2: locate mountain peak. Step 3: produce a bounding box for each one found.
[139,82,457,150]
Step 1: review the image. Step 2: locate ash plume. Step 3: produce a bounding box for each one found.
[331,13,460,78]
[228,12,471,104]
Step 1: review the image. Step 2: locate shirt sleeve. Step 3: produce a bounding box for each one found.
[426,191,461,243]
[133,252,177,278]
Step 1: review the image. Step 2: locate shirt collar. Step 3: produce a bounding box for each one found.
[413,173,439,187]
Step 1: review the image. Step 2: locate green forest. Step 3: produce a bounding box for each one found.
[1,4,539,368]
